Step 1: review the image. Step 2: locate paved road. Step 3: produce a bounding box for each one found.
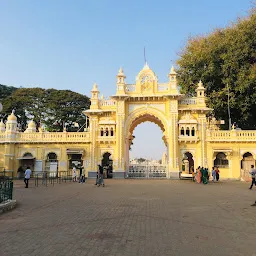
[0,179,256,256]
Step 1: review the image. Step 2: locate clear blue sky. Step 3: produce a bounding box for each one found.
[0,0,252,160]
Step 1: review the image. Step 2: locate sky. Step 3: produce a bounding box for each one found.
[0,0,253,160]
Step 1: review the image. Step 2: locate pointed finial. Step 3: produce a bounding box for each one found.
[169,66,177,75]
[92,83,99,91]
[143,62,149,70]
[100,94,104,99]
[198,80,204,88]
[117,67,125,76]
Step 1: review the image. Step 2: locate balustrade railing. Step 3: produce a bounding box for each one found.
[0,132,90,143]
[99,99,116,107]
[157,83,169,91]
[125,84,136,92]
[207,130,256,141]
[178,98,197,105]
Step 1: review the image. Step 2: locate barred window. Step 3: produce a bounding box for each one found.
[214,152,229,168]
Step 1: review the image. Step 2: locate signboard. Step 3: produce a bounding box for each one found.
[34,160,43,173]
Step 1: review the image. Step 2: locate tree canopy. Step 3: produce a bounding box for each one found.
[0,84,17,101]
[1,86,90,131]
[177,9,256,129]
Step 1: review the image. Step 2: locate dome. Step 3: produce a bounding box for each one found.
[0,120,5,128]
[7,111,17,122]
[28,120,36,128]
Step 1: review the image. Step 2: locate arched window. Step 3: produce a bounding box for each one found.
[110,127,114,136]
[214,152,229,168]
[105,128,109,136]
[180,127,184,136]
[191,127,195,136]
[100,128,104,136]
[186,127,190,136]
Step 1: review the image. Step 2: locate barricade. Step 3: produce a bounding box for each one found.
[0,180,13,203]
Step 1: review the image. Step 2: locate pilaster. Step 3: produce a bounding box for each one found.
[167,99,179,178]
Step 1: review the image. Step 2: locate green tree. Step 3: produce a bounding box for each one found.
[44,89,90,131]
[1,87,90,131]
[177,9,256,129]
[0,84,17,101]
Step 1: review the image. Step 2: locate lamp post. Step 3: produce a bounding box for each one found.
[227,84,232,130]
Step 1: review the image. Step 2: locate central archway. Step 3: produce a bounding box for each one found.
[124,107,169,178]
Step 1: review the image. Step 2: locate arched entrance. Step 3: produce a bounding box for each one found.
[19,152,35,173]
[241,152,255,181]
[101,152,113,178]
[184,152,194,173]
[125,109,168,179]
[45,152,58,177]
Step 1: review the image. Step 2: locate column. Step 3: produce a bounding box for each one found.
[168,99,179,179]
[114,100,125,178]
[88,115,98,178]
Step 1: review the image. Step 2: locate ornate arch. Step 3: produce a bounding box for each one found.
[125,107,168,138]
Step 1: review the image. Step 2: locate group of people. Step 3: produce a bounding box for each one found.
[194,166,220,184]
[72,164,105,187]
[72,164,86,183]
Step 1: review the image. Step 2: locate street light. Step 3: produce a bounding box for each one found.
[227,84,232,130]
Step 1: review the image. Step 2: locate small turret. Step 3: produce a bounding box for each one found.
[116,67,127,95]
[196,80,206,106]
[25,120,37,133]
[0,120,5,133]
[168,66,178,94]
[6,110,18,133]
[90,83,100,109]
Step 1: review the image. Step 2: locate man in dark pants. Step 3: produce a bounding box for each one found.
[97,164,105,187]
[249,165,256,190]
[24,166,32,188]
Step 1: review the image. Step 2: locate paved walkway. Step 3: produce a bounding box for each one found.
[0,179,256,256]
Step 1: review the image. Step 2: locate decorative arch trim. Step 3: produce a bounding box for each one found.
[125,107,168,136]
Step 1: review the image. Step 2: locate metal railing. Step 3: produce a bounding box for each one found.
[0,180,13,203]
[127,165,167,179]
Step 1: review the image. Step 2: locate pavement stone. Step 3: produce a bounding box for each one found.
[0,179,256,256]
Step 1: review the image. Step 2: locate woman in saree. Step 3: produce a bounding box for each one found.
[202,168,209,184]
[195,166,202,183]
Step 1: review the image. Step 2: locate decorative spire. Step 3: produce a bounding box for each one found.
[143,62,150,70]
[169,66,177,75]
[91,83,99,92]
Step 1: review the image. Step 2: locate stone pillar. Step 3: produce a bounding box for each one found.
[198,114,207,167]
[168,99,179,179]
[114,100,125,178]
[88,115,98,178]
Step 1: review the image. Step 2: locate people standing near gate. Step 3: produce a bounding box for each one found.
[79,165,85,183]
[24,166,32,188]
[72,165,77,182]
[202,167,208,184]
[97,164,105,187]
[249,165,256,190]
[195,166,201,183]
[215,167,220,181]
[211,167,216,182]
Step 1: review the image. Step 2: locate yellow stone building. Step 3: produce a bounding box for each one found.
[0,63,255,180]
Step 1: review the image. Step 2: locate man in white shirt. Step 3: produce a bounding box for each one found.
[24,166,32,188]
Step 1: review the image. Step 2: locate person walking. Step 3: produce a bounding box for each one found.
[24,166,32,188]
[249,165,256,190]
[211,167,216,182]
[215,167,220,181]
[97,164,105,187]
